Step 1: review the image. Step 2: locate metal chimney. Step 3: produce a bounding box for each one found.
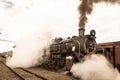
[78,28,85,37]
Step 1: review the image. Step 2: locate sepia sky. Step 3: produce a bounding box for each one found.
[0,0,120,52]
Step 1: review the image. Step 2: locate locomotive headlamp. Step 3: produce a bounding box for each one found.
[90,30,96,36]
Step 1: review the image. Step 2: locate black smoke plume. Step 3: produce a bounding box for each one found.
[78,0,120,29]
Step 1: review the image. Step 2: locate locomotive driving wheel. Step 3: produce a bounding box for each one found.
[45,59,60,70]
[48,60,56,70]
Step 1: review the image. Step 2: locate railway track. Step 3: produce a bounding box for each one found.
[0,61,23,80]
[0,55,74,80]
[0,59,48,80]
[13,68,48,80]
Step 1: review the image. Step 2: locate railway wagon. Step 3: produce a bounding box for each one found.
[96,41,120,70]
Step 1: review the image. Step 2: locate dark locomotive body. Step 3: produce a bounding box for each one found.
[43,29,96,70]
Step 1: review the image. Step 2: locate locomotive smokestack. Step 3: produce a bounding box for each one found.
[78,28,85,37]
[78,0,89,37]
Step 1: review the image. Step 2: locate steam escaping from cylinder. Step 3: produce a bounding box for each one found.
[71,54,120,80]
[6,31,53,68]
[78,0,120,29]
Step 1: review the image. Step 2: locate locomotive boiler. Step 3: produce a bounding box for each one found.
[43,29,96,71]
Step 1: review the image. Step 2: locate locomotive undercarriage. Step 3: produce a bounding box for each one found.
[43,55,66,70]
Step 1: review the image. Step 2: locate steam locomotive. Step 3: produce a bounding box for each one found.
[43,29,96,71]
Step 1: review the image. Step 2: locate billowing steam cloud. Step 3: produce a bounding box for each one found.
[78,0,120,29]
[3,0,78,68]
[6,31,53,68]
[71,54,120,80]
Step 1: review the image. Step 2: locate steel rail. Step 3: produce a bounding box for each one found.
[20,68,48,80]
[0,61,25,80]
[0,55,48,80]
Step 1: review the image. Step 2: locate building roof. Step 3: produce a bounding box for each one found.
[97,41,120,47]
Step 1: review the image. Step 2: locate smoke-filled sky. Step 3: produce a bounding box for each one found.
[0,0,120,52]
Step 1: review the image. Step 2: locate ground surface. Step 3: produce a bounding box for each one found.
[0,55,75,80]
